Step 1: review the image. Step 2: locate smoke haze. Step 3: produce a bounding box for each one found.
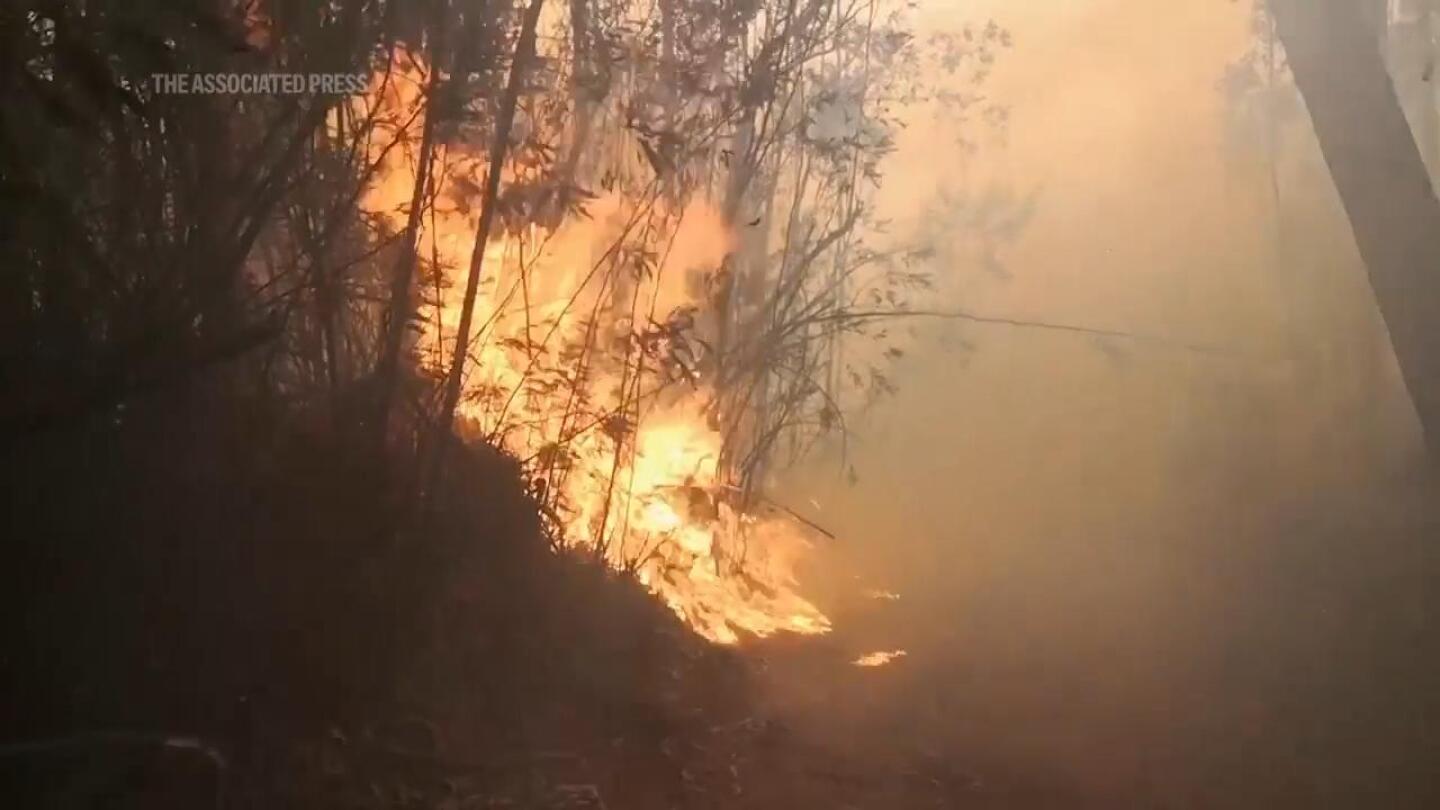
[775,1,1440,805]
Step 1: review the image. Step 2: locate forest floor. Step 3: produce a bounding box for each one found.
[0,396,992,809]
[4,398,1438,809]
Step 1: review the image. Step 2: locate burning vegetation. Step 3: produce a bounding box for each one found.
[9,0,1440,807]
[1,0,1010,805]
[357,52,834,643]
[341,5,1008,642]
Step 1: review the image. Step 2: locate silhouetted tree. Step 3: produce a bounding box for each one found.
[1270,0,1440,457]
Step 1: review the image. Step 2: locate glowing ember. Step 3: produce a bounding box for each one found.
[358,50,831,645]
[853,650,908,668]
[865,589,902,602]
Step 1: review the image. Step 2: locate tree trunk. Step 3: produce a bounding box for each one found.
[435,0,546,440]
[556,0,597,204]
[1270,0,1440,457]
[1388,0,1440,177]
[372,45,443,453]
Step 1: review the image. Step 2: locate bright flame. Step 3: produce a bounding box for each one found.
[359,50,831,645]
[853,650,908,668]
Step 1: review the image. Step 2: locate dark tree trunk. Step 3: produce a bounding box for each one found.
[436,0,547,440]
[372,45,444,453]
[1270,0,1440,457]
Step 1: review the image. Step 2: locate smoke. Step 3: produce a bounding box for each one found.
[771,0,1438,805]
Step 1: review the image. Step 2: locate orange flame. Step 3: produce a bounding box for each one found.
[358,50,830,645]
[853,650,907,668]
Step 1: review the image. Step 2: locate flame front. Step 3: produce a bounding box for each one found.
[358,52,830,645]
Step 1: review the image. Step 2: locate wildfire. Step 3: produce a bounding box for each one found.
[358,50,831,645]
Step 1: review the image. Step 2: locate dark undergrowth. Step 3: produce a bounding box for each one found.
[0,380,772,809]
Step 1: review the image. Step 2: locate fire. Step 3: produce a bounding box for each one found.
[358,51,830,645]
[853,650,908,668]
